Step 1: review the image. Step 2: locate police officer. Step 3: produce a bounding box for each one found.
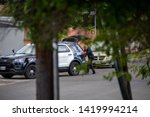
[86,46,95,74]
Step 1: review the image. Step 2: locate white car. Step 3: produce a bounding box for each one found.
[0,42,85,79]
[91,42,113,67]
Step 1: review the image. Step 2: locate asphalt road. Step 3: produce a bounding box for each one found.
[0,68,150,100]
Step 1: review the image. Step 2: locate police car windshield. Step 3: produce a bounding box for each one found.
[91,42,104,51]
[16,44,35,55]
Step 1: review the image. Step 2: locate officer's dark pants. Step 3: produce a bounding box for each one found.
[88,59,95,74]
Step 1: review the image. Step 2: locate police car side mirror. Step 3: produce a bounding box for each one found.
[12,49,15,54]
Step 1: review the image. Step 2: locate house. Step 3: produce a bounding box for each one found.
[0,16,24,56]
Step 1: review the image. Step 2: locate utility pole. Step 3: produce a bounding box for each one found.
[90,10,96,37]
[52,40,59,100]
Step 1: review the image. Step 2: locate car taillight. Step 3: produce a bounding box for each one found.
[82,52,86,58]
[83,51,86,58]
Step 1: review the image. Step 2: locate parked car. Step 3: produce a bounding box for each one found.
[91,42,113,67]
[0,42,85,79]
[0,44,36,79]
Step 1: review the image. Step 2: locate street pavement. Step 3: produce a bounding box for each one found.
[0,76,36,100]
[0,68,150,100]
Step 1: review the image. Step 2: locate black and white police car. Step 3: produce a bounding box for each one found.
[0,42,85,79]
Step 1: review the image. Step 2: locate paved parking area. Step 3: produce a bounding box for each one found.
[0,68,150,100]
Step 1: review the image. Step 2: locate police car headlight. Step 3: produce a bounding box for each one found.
[13,58,25,63]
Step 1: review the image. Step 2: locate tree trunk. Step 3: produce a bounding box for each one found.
[115,60,132,100]
[36,43,59,100]
[115,47,132,100]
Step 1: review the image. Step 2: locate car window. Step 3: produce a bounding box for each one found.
[91,42,104,51]
[16,44,35,55]
[68,44,81,53]
[76,44,83,52]
[58,45,70,52]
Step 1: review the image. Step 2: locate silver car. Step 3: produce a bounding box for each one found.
[91,42,113,67]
